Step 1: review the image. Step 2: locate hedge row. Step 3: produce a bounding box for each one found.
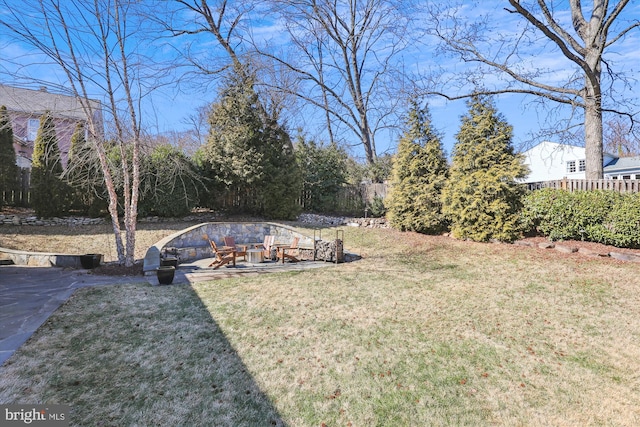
[521,188,640,248]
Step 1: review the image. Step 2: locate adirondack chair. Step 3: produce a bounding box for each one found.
[223,236,247,261]
[203,235,236,269]
[256,235,276,260]
[276,237,300,263]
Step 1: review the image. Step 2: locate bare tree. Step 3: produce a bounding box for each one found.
[163,1,283,121]
[605,116,640,156]
[167,0,253,76]
[427,0,640,179]
[261,0,413,164]
[1,0,160,266]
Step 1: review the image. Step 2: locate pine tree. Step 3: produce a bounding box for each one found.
[442,95,529,242]
[0,106,19,208]
[387,100,449,233]
[205,71,301,219]
[31,111,69,217]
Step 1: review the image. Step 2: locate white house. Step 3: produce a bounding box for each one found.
[521,141,640,183]
[603,156,640,180]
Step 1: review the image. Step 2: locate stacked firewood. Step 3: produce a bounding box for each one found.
[315,239,344,263]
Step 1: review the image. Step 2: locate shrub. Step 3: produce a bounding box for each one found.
[521,189,619,241]
[521,189,640,248]
[138,144,201,217]
[601,193,640,248]
[368,195,386,218]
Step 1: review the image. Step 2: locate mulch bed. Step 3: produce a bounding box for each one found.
[90,262,144,276]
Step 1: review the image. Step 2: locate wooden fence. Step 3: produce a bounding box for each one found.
[2,183,391,216]
[1,190,31,207]
[527,179,640,193]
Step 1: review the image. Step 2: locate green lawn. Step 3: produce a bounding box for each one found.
[1,226,639,426]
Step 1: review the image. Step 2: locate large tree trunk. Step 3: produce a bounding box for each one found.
[584,44,604,180]
[584,94,604,180]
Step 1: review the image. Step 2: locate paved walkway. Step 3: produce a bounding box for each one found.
[0,265,147,367]
[0,259,338,368]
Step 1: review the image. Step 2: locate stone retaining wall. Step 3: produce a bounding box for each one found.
[297,213,388,228]
[143,222,316,274]
[0,214,106,226]
[0,247,83,267]
[0,212,388,228]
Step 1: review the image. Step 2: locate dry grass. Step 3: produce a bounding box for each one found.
[0,221,202,262]
[1,225,640,426]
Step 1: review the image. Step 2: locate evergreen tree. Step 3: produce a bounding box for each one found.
[442,96,529,242]
[31,111,69,217]
[65,122,106,216]
[0,106,19,208]
[205,71,301,219]
[387,101,449,233]
[295,135,348,213]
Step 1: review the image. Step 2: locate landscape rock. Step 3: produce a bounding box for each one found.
[609,251,640,262]
[555,244,578,254]
[577,247,609,257]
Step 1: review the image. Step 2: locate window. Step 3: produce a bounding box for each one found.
[622,175,631,180]
[578,159,586,172]
[635,175,640,180]
[27,118,39,141]
[566,160,576,173]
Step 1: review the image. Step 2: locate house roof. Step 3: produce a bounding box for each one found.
[0,84,101,121]
[603,156,640,173]
[521,141,618,160]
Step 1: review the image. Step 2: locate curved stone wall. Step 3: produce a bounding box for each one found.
[143,222,315,273]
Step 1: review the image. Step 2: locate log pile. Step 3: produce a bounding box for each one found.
[315,239,344,263]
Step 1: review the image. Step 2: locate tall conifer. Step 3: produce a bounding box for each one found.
[31,111,69,217]
[66,122,106,215]
[0,106,18,208]
[205,71,301,219]
[442,96,528,242]
[387,100,449,233]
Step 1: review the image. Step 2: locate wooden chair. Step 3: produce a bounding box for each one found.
[203,235,236,269]
[256,235,276,260]
[277,237,300,263]
[223,236,247,261]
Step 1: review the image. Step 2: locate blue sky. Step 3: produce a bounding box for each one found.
[1,1,639,161]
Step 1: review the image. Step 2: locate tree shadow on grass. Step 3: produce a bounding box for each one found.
[0,283,287,426]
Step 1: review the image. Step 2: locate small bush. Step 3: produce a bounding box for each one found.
[368,195,386,218]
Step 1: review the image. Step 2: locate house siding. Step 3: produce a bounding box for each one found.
[522,141,624,183]
[0,84,102,169]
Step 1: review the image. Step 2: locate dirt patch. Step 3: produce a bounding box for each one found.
[90,262,144,276]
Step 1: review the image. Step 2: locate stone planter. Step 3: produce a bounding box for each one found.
[157,266,175,285]
[80,253,102,269]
